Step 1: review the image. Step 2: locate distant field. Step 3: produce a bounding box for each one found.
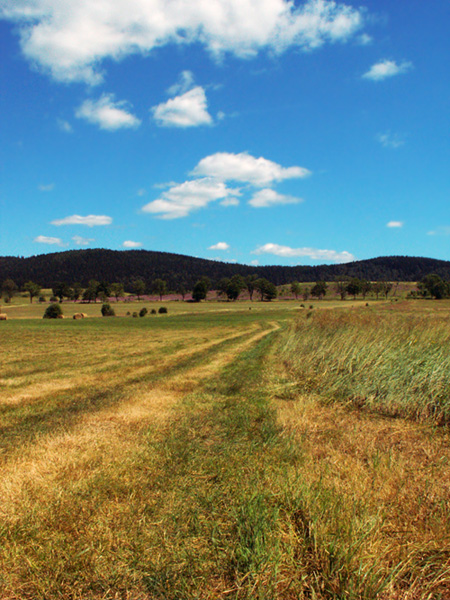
[1,301,449,598]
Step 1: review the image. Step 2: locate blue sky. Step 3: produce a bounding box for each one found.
[1,0,449,266]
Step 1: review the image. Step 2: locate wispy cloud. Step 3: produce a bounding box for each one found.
[248,188,303,207]
[208,242,229,250]
[34,235,65,246]
[152,87,213,128]
[57,118,73,133]
[142,178,240,219]
[76,94,141,130]
[72,235,94,246]
[2,0,365,83]
[192,152,311,187]
[123,240,143,248]
[38,183,55,192]
[363,59,413,81]
[387,221,404,228]
[427,226,450,236]
[51,214,112,227]
[377,132,405,148]
[253,243,355,263]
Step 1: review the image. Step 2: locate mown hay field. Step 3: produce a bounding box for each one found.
[1,301,449,599]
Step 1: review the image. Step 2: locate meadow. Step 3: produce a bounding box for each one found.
[0,298,449,599]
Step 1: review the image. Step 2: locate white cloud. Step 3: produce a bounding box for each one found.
[34,235,65,246]
[363,59,412,81]
[1,0,365,83]
[192,152,311,187]
[357,33,372,45]
[57,118,73,133]
[72,235,94,246]
[38,183,55,192]
[427,226,450,236]
[167,70,195,96]
[220,197,240,207]
[253,243,355,263]
[51,214,112,227]
[387,221,403,228]
[152,87,213,128]
[142,177,240,219]
[208,242,229,250]
[76,94,141,130]
[377,132,405,148]
[249,188,303,207]
[250,259,259,266]
[123,240,143,248]
[137,188,147,197]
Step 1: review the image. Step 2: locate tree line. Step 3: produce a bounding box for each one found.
[2,272,450,305]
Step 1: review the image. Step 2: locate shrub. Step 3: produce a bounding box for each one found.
[101,303,115,317]
[38,296,46,303]
[43,303,63,319]
[126,311,131,316]
[151,309,157,315]
[139,307,148,317]
[50,296,58,303]
[158,306,168,314]
[132,312,138,318]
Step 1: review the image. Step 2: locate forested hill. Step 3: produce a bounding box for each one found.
[1,249,450,289]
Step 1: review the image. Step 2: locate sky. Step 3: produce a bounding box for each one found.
[0,0,449,267]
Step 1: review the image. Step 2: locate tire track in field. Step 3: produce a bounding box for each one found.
[0,323,272,462]
[0,322,278,530]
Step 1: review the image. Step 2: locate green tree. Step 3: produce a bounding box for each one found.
[132,279,146,301]
[192,279,208,302]
[290,281,301,299]
[23,281,41,304]
[217,278,230,298]
[71,282,83,302]
[360,280,372,300]
[419,274,449,299]
[82,279,100,303]
[346,278,362,300]
[301,285,310,302]
[311,281,327,300]
[97,281,111,302]
[255,278,277,301]
[334,276,349,300]
[1,279,17,303]
[52,282,71,303]
[152,278,167,301]
[245,274,259,301]
[226,275,246,301]
[110,282,125,302]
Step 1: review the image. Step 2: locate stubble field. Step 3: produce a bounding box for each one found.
[0,300,449,599]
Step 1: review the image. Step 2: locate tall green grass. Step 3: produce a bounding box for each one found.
[280,306,450,423]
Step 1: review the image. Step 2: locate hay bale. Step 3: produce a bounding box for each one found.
[0,314,7,320]
[81,313,88,318]
[57,314,65,319]
[73,313,83,320]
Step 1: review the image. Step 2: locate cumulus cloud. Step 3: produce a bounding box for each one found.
[38,183,55,192]
[76,94,141,130]
[249,188,303,207]
[51,214,112,226]
[123,240,142,248]
[72,235,94,246]
[387,221,403,228]
[152,87,213,128]
[220,197,240,207]
[34,235,65,246]
[208,242,229,250]
[376,132,405,149]
[142,178,241,219]
[1,0,365,83]
[253,243,355,263]
[192,152,311,187]
[363,59,412,81]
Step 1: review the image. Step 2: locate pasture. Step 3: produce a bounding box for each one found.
[0,299,449,599]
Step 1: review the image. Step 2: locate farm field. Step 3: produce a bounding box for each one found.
[1,301,449,599]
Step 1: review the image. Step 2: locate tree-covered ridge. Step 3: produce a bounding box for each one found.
[2,249,450,289]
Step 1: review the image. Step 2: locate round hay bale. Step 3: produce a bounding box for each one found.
[0,314,7,320]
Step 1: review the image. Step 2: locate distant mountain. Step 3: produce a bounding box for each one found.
[1,249,450,289]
